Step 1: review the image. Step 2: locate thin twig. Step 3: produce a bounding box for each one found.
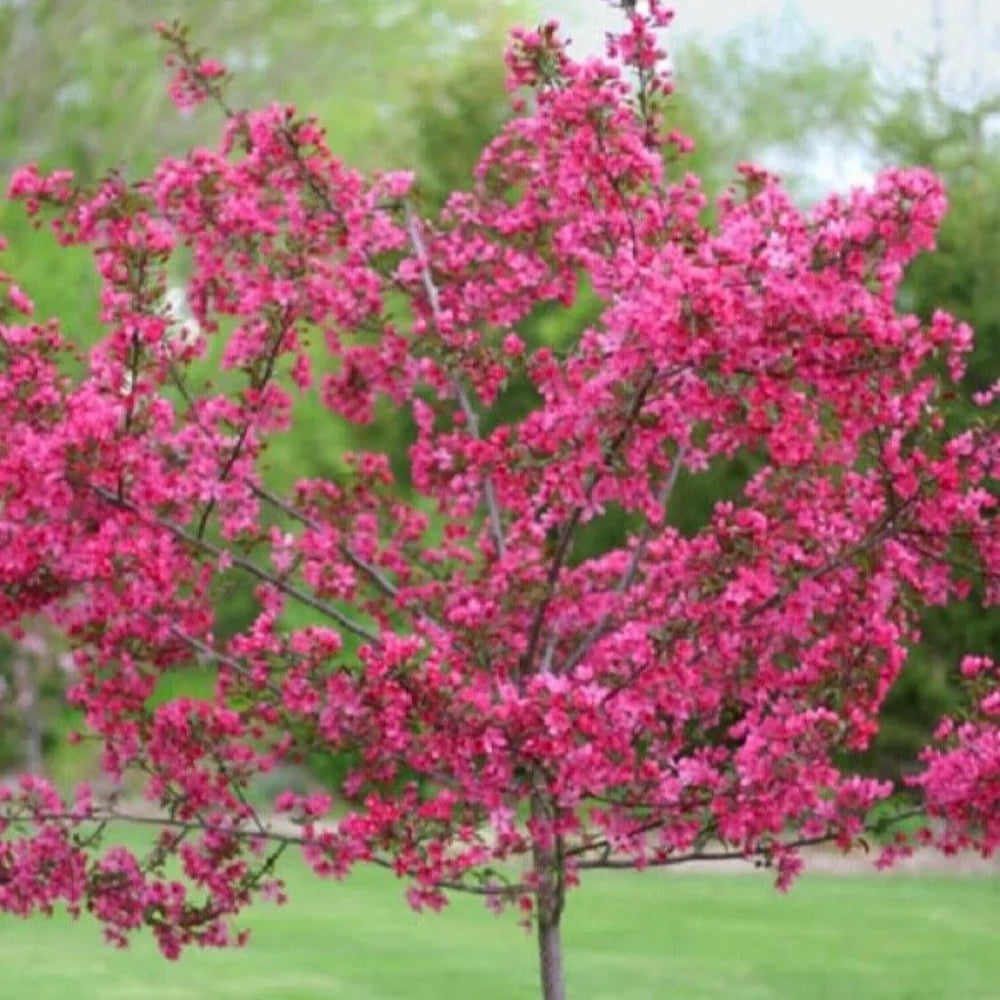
[158,619,283,699]
[598,496,916,707]
[249,483,398,599]
[404,205,506,561]
[163,357,433,625]
[193,305,291,542]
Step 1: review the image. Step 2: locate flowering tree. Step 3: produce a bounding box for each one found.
[0,4,997,998]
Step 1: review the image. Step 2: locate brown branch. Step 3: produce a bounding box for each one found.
[561,445,686,674]
[193,304,291,542]
[404,205,507,561]
[89,484,381,645]
[249,484,402,602]
[162,358,432,626]
[739,499,913,625]
[156,619,282,700]
[521,365,659,677]
[11,807,525,899]
[574,807,927,870]
[599,497,915,707]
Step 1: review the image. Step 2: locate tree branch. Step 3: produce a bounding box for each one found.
[11,806,526,899]
[561,445,686,674]
[193,305,291,542]
[162,357,435,627]
[599,495,917,706]
[404,205,507,561]
[574,807,927,870]
[89,484,381,646]
[521,365,660,677]
[156,618,283,699]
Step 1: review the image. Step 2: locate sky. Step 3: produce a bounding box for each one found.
[548,0,1000,99]
[544,0,1000,190]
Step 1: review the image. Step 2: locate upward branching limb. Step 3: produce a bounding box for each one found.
[560,444,686,674]
[521,365,660,677]
[404,205,507,561]
[163,357,438,629]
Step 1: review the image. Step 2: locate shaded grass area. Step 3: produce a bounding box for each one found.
[2,854,997,1000]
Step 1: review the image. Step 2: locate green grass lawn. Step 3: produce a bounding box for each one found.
[3,856,997,1000]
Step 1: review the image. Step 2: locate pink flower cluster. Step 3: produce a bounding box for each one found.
[0,0,995,958]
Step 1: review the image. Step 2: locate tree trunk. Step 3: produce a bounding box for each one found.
[537,912,567,1000]
[532,793,567,1000]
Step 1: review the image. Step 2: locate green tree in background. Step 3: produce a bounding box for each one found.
[0,0,529,508]
[875,64,1000,400]
[667,25,876,202]
[0,0,526,177]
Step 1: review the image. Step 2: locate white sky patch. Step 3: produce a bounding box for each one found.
[162,285,201,350]
[547,0,1000,100]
